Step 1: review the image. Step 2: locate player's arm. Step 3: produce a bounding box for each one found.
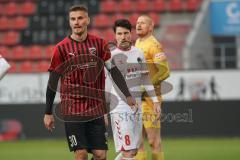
[45,71,60,114]
[151,44,170,84]
[44,46,62,132]
[154,60,170,82]
[137,53,157,98]
[105,60,136,106]
[44,71,61,132]
[139,55,158,101]
[141,75,161,120]
[44,45,62,115]
[139,55,161,119]
[142,77,161,120]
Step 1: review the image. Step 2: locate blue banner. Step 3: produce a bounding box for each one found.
[210,0,240,35]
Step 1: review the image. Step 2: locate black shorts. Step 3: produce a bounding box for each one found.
[64,117,108,152]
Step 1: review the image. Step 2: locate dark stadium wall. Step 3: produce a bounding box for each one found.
[0,101,240,139]
[161,101,240,137]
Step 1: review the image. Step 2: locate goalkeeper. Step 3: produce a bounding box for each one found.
[135,15,170,160]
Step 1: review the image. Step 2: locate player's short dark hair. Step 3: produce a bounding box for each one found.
[69,5,88,14]
[113,19,132,33]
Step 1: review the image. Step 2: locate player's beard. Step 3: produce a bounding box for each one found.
[74,27,86,36]
[119,41,131,50]
[72,27,87,41]
[136,31,147,38]
[137,29,152,39]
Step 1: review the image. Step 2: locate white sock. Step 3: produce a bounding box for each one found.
[115,152,135,160]
[115,153,123,160]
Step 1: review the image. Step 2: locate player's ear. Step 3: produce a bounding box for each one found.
[87,17,90,25]
[151,21,155,30]
[149,22,154,33]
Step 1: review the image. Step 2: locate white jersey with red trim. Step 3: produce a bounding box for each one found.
[109,46,157,113]
[109,46,157,152]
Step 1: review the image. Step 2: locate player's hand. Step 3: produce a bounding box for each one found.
[126,96,138,113]
[44,114,55,132]
[153,102,161,120]
[126,96,136,106]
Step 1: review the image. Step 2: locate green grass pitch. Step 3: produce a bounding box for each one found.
[0,138,240,160]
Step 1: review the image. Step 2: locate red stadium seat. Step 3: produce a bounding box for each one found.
[8,61,18,73]
[111,14,126,24]
[0,46,10,58]
[37,61,50,72]
[5,2,19,16]
[28,45,43,59]
[89,29,102,37]
[152,0,166,12]
[2,31,19,46]
[103,28,115,42]
[19,61,34,73]
[0,4,5,16]
[129,13,140,27]
[119,0,134,13]
[0,120,23,141]
[11,16,28,30]
[100,0,117,13]
[149,12,160,26]
[169,0,184,12]
[93,14,110,28]
[11,46,26,60]
[137,0,150,12]
[44,45,54,59]
[0,16,9,30]
[20,1,37,15]
[186,0,202,12]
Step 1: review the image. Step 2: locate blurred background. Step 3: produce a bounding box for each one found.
[0,0,240,159]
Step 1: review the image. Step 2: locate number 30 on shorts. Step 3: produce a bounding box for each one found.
[69,135,78,147]
[125,135,131,146]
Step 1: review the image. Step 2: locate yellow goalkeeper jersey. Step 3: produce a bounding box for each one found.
[135,35,170,83]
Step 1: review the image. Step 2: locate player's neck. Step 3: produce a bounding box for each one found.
[117,45,131,51]
[138,33,152,41]
[71,32,87,42]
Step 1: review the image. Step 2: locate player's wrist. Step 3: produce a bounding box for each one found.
[151,96,159,103]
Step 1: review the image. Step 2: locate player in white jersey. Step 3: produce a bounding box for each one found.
[108,19,161,160]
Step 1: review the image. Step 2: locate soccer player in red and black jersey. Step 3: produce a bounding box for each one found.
[43,5,136,160]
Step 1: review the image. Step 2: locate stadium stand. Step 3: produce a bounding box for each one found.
[0,120,23,141]
[0,0,203,73]
[152,0,166,12]
[0,16,9,30]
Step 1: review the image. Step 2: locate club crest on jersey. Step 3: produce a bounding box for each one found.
[89,47,97,55]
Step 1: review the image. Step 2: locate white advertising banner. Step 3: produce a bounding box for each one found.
[0,74,48,103]
[0,70,240,104]
[163,70,240,101]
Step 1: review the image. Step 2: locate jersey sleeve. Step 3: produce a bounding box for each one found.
[139,50,159,103]
[48,46,63,74]
[150,41,170,81]
[150,42,167,63]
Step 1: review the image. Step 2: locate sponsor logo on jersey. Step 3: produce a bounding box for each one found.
[154,52,166,60]
[89,47,97,55]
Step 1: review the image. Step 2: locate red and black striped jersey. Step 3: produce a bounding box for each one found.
[48,34,111,117]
